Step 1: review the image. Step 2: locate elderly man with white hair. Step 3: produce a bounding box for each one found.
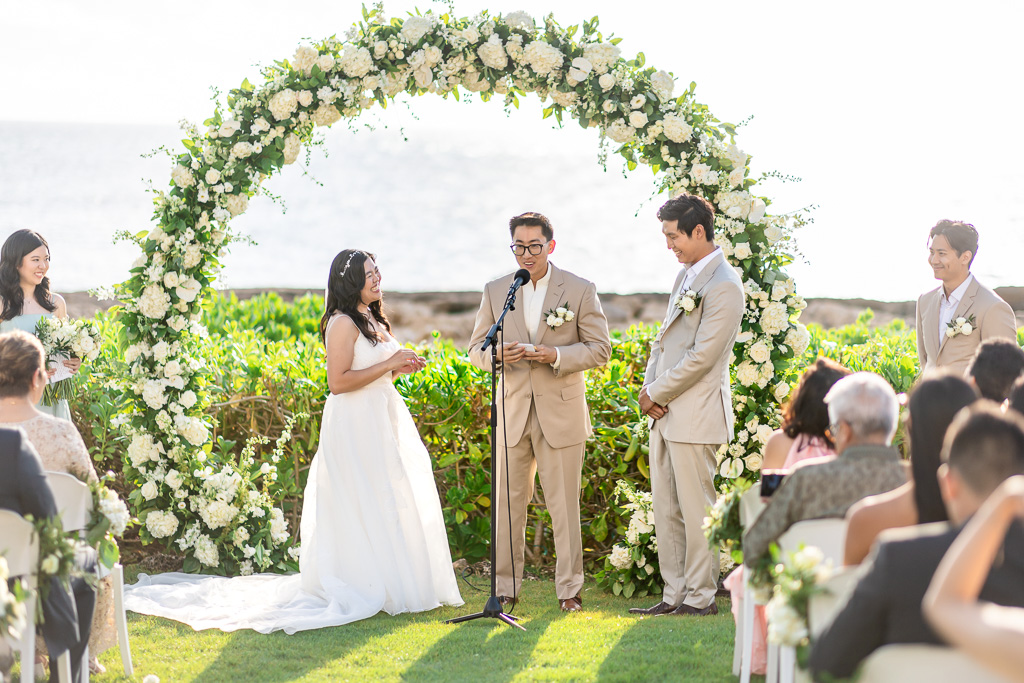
[743,372,908,569]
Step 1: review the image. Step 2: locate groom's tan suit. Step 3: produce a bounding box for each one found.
[644,249,743,609]
[469,263,611,600]
[915,277,1017,377]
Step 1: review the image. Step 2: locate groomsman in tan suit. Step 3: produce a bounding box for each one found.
[916,220,1017,377]
[469,212,611,612]
[631,194,744,617]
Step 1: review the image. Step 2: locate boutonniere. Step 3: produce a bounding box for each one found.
[674,289,702,315]
[545,302,574,329]
[946,314,977,339]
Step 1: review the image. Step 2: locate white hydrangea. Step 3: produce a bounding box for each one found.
[400,15,433,44]
[145,510,179,539]
[724,143,748,170]
[523,40,564,75]
[760,302,790,336]
[662,113,692,143]
[312,103,342,127]
[194,535,220,567]
[178,416,209,447]
[503,10,534,32]
[198,499,238,529]
[171,165,195,188]
[141,379,168,410]
[605,120,635,144]
[609,544,632,570]
[766,597,807,646]
[689,163,718,186]
[139,284,171,319]
[736,360,759,388]
[651,70,674,99]
[550,89,577,107]
[340,46,373,77]
[224,193,248,217]
[717,190,753,220]
[291,45,318,74]
[183,243,202,269]
[785,323,811,357]
[283,134,302,165]
[476,34,509,70]
[268,88,299,121]
[270,507,290,544]
[583,42,621,74]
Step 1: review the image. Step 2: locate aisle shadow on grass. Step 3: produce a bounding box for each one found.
[191,615,400,683]
[595,597,735,683]
[400,607,555,682]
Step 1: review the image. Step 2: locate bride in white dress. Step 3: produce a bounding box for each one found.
[125,249,463,633]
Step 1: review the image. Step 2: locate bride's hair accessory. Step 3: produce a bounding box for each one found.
[339,251,359,278]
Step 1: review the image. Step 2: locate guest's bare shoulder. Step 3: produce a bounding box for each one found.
[762,430,794,471]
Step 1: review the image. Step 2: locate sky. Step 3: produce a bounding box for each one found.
[3,0,1023,300]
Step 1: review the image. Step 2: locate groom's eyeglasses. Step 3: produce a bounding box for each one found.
[510,243,548,256]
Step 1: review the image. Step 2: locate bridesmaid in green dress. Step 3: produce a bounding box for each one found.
[0,229,81,421]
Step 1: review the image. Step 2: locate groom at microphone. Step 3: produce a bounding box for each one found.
[469,211,611,612]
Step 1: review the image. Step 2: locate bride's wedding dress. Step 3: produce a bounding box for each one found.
[124,330,463,633]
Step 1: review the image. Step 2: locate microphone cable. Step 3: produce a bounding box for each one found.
[500,292,518,615]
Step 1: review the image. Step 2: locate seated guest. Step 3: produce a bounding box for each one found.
[1009,375,1024,416]
[0,330,112,674]
[0,427,95,683]
[844,373,977,565]
[810,403,1024,681]
[924,475,1024,683]
[761,358,852,471]
[743,372,906,569]
[966,338,1024,402]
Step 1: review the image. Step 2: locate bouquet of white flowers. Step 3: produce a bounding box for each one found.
[88,475,133,569]
[0,556,29,640]
[34,317,102,404]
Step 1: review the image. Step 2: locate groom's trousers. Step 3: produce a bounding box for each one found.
[494,401,585,600]
[649,430,721,609]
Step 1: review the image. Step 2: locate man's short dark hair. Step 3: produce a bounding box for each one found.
[942,401,1024,496]
[967,339,1024,402]
[929,220,979,266]
[509,212,553,241]
[657,194,715,241]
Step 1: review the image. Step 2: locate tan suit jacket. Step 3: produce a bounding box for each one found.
[915,277,1017,377]
[643,250,744,444]
[469,264,612,449]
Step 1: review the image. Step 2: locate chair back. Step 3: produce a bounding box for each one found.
[45,471,93,532]
[860,644,1015,683]
[739,487,766,528]
[0,510,38,577]
[807,566,863,639]
[777,518,847,565]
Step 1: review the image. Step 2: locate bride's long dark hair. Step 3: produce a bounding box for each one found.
[319,249,392,345]
[1,229,57,322]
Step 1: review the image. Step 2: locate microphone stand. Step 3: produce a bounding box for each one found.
[446,284,525,630]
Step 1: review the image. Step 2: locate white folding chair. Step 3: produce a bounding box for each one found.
[737,487,767,683]
[768,518,848,683]
[45,472,134,678]
[0,510,39,683]
[807,566,862,640]
[860,644,1015,683]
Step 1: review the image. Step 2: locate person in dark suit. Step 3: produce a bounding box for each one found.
[809,402,1024,680]
[0,427,95,683]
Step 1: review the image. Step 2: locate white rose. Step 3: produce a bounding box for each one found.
[165,470,183,490]
[734,242,753,260]
[630,94,646,109]
[764,225,784,243]
[628,110,648,128]
[162,272,180,289]
[681,296,695,312]
[756,424,774,445]
[945,326,957,338]
[204,168,221,185]
[602,100,616,113]
[141,481,158,500]
[180,390,198,408]
[316,54,335,73]
[283,134,302,165]
[218,119,241,137]
[461,26,480,44]
[651,70,674,99]
[564,310,574,321]
[171,165,195,188]
[546,314,558,327]
[568,56,592,81]
[961,322,974,335]
[598,73,616,90]
[774,381,791,402]
[175,278,202,303]
[736,330,754,344]
[745,453,763,472]
[374,41,388,59]
[41,555,59,575]
[268,88,299,121]
[749,339,772,364]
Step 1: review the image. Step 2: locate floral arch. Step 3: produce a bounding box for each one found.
[115,7,810,573]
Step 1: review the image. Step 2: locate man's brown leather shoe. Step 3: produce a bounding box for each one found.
[628,601,678,616]
[662,601,719,616]
[498,595,518,608]
[559,594,582,612]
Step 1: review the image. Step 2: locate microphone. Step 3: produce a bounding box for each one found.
[508,268,531,296]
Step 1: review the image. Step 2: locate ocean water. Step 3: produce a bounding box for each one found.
[2,118,1022,301]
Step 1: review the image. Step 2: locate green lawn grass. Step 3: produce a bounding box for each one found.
[78,572,761,682]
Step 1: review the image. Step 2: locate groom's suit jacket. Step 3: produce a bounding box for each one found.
[915,277,1017,377]
[643,250,744,444]
[468,264,611,449]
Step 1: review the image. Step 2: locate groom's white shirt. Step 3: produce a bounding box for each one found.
[677,247,721,296]
[937,274,973,341]
[520,265,560,368]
